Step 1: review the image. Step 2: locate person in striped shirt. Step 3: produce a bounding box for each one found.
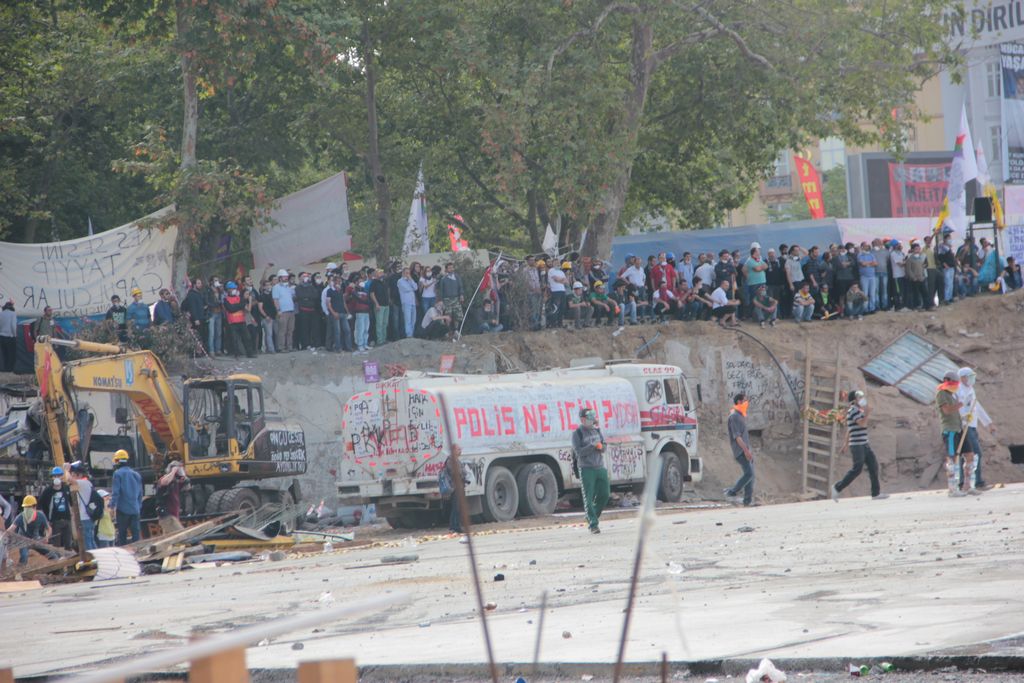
[831,390,889,502]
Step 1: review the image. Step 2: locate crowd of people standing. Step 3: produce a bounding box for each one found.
[3,229,1019,365]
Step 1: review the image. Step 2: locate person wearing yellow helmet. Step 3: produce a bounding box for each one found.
[127,287,151,333]
[12,494,52,565]
[546,259,569,327]
[111,449,143,545]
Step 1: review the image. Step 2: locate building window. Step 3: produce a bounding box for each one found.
[765,202,793,223]
[773,151,791,177]
[986,61,1002,99]
[819,137,846,171]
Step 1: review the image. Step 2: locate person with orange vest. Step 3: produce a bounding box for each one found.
[222,282,255,358]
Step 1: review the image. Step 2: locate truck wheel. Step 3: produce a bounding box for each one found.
[516,463,558,516]
[205,487,261,515]
[481,465,519,523]
[657,453,684,503]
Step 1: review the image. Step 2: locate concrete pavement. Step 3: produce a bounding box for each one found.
[5,485,1024,678]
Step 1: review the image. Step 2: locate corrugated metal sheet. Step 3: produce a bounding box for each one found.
[860,332,963,405]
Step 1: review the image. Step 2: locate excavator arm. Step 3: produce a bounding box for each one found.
[34,337,187,470]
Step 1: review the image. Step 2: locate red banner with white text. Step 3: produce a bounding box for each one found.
[793,156,826,219]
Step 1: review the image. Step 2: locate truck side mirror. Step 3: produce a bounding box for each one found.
[115,407,129,424]
[696,383,703,404]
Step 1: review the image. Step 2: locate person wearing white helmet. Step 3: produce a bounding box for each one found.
[566,281,592,328]
[272,268,296,351]
[955,367,995,490]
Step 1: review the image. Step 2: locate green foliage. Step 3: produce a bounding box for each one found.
[767,165,850,223]
[112,126,274,251]
[2,0,959,263]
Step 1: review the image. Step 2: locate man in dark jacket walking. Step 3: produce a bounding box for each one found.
[571,407,609,533]
[724,393,756,506]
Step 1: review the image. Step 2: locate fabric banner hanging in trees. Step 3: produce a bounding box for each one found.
[250,172,352,269]
[0,207,177,318]
[792,155,826,218]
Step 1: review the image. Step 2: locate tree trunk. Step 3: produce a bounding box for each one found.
[364,24,393,263]
[585,19,654,261]
[173,0,199,294]
[525,189,541,253]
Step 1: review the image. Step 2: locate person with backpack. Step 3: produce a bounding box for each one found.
[572,407,610,534]
[438,444,472,535]
[37,466,73,550]
[156,459,190,534]
[111,449,143,545]
[70,461,100,550]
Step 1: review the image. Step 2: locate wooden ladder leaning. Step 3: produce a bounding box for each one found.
[801,340,843,498]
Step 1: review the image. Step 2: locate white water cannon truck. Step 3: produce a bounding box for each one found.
[337,361,702,529]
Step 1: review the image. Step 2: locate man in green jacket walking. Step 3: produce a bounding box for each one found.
[572,407,610,534]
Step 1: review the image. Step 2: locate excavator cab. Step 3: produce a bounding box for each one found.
[183,375,263,463]
[182,374,306,480]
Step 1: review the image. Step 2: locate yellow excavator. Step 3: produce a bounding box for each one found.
[32,336,305,517]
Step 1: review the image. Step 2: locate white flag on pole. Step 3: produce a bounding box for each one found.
[976,142,991,187]
[542,223,558,256]
[947,104,979,233]
[402,163,429,257]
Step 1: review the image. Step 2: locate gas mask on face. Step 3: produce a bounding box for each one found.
[53,477,62,487]
[314,276,323,285]
[302,276,310,284]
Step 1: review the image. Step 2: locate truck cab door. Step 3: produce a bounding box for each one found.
[641,378,687,430]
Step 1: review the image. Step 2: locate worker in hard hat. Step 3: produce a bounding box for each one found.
[37,466,73,550]
[10,494,52,565]
[69,461,98,551]
[126,287,151,333]
[546,260,569,328]
[110,450,143,545]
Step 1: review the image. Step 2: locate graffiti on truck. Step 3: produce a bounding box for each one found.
[343,389,444,461]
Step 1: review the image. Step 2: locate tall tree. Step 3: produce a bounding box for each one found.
[543,0,957,258]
